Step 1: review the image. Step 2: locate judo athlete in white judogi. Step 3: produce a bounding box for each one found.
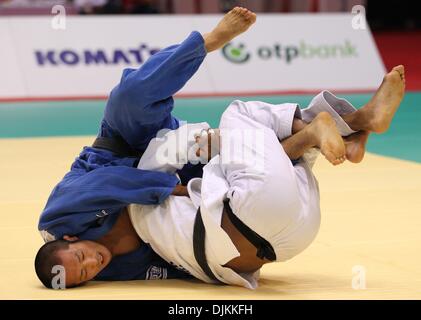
[129,91,367,289]
[129,69,406,289]
[130,59,405,288]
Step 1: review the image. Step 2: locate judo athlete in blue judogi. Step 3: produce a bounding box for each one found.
[35,7,259,288]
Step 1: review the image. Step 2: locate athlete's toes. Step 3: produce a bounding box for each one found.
[246,11,256,22]
[243,8,255,16]
[230,7,240,16]
[392,65,404,74]
[250,12,257,22]
[323,151,336,164]
[239,7,250,16]
[325,150,346,165]
[391,65,405,80]
[333,156,345,165]
[240,8,248,18]
[234,6,243,15]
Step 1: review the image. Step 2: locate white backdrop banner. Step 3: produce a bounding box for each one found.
[0,14,385,100]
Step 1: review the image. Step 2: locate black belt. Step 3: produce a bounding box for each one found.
[92,136,143,158]
[223,199,276,261]
[193,207,223,284]
[192,199,276,283]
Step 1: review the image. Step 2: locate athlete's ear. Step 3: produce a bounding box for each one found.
[63,235,79,242]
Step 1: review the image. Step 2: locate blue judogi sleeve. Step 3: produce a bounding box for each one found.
[38,32,207,242]
[39,148,180,241]
[103,31,207,150]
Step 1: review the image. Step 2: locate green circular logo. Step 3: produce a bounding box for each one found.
[222,43,251,64]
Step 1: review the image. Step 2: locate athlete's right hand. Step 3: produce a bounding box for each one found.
[195,128,220,162]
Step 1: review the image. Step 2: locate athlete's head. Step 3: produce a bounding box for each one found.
[34,238,112,289]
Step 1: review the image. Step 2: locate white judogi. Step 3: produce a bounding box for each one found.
[128,91,357,289]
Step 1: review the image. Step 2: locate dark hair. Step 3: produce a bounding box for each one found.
[34,239,71,289]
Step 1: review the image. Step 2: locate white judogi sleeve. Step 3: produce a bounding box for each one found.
[221,100,302,141]
[301,90,357,137]
[137,122,210,174]
[224,90,358,140]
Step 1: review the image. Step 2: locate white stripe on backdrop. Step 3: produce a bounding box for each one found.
[0,14,385,99]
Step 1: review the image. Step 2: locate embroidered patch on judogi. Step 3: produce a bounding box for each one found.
[145,266,168,280]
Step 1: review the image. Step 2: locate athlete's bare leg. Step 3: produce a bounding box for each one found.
[196,66,405,165]
[287,65,405,163]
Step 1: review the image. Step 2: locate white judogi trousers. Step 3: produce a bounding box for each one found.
[129,91,358,288]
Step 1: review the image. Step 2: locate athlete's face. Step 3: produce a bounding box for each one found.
[56,240,112,287]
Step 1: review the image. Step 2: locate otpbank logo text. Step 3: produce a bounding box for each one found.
[222,40,358,64]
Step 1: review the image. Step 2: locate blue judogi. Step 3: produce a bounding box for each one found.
[38,31,207,281]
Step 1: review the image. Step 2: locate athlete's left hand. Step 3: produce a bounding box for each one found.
[171,184,190,197]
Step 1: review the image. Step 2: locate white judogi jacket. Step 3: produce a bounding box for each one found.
[128,91,357,289]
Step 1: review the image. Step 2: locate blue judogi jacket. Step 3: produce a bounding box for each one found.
[38,31,207,281]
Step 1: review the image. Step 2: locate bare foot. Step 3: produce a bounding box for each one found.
[203,7,257,53]
[308,112,346,165]
[344,131,369,163]
[348,65,405,133]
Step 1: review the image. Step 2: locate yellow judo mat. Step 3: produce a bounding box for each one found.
[1,136,420,299]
